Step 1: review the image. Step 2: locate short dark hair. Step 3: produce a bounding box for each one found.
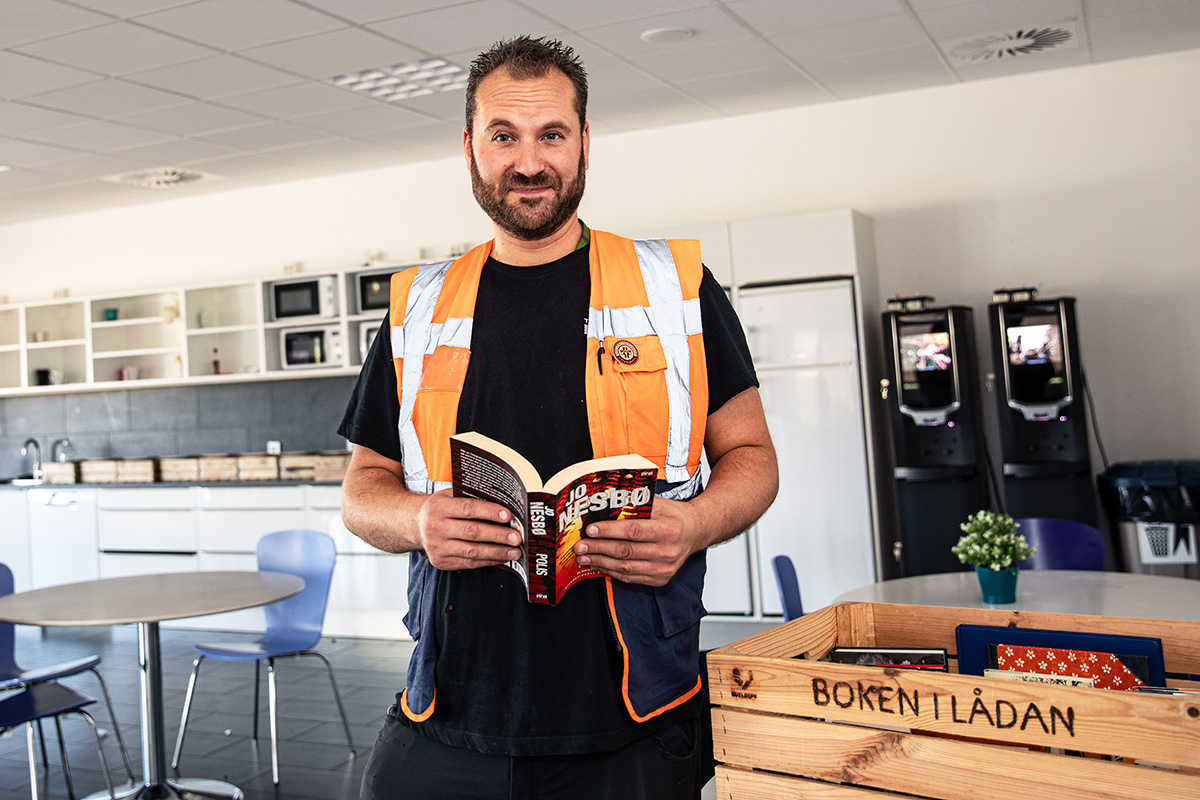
[465,36,588,135]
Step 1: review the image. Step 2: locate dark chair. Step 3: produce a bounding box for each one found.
[0,681,118,800]
[1014,517,1106,571]
[172,529,354,784]
[771,554,804,621]
[0,563,134,786]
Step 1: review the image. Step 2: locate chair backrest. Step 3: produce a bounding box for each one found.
[1014,517,1106,571]
[256,530,338,651]
[771,555,804,621]
[0,563,18,676]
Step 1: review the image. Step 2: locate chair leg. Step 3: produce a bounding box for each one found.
[75,708,118,800]
[267,658,279,785]
[54,716,76,800]
[88,666,136,782]
[26,722,40,800]
[171,655,205,770]
[307,650,356,756]
[251,659,261,743]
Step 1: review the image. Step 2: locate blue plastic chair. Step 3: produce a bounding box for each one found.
[0,563,134,787]
[171,530,354,785]
[771,555,805,621]
[0,679,118,799]
[1014,517,1106,571]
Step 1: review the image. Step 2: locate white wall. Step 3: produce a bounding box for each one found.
[3,48,1198,464]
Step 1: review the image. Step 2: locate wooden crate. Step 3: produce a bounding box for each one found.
[313,452,349,482]
[115,458,157,483]
[79,459,118,483]
[278,452,318,480]
[237,453,279,481]
[707,602,1200,800]
[159,456,200,482]
[198,455,238,482]
[42,461,78,484]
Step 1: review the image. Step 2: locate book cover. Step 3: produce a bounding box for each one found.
[449,431,658,605]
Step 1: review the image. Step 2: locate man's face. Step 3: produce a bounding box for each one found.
[464,68,589,242]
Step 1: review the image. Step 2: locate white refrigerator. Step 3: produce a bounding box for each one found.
[738,278,877,614]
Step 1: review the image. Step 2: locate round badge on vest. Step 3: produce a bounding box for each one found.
[612,339,639,366]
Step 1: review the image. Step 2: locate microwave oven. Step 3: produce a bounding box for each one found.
[356,268,396,314]
[280,325,344,369]
[359,321,382,362]
[269,275,336,321]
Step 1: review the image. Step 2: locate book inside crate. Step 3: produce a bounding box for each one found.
[706,602,1200,800]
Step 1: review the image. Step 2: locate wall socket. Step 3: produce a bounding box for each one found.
[266,440,282,455]
[282,262,302,275]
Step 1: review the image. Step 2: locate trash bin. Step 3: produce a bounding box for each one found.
[1097,461,1200,578]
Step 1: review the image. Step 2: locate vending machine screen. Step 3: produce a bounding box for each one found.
[896,318,957,411]
[1003,307,1068,405]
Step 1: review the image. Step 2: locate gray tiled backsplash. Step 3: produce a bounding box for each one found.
[0,375,357,479]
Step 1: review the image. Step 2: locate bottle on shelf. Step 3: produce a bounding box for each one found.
[212,347,221,375]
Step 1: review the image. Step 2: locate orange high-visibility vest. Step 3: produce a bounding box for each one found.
[389,228,710,723]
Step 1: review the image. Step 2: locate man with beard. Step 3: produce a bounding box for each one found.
[339,36,777,800]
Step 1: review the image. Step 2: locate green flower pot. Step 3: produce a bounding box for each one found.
[974,566,1018,604]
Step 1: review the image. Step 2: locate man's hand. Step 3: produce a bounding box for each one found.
[415,489,524,570]
[572,497,700,586]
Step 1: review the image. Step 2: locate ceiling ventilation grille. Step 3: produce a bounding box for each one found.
[948,26,1075,62]
[100,167,218,190]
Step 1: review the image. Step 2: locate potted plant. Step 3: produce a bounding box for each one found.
[951,511,1036,604]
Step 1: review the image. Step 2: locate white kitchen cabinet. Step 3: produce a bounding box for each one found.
[28,487,99,588]
[0,490,31,590]
[196,487,306,552]
[97,487,197,553]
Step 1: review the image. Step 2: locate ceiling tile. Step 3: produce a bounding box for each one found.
[517,0,716,31]
[390,88,469,126]
[126,55,302,99]
[1088,4,1200,62]
[631,38,794,84]
[12,21,217,75]
[298,0,450,25]
[0,137,91,167]
[0,102,92,136]
[0,168,72,192]
[194,121,335,151]
[0,1,112,49]
[588,84,717,132]
[917,0,1079,41]
[116,102,269,136]
[367,0,563,57]
[64,0,197,18]
[294,104,436,137]
[37,151,148,178]
[217,83,379,119]
[769,15,929,64]
[803,46,955,95]
[360,122,463,158]
[579,7,753,60]
[184,150,334,181]
[0,52,103,99]
[26,79,191,119]
[136,0,347,51]
[240,27,425,80]
[109,137,239,165]
[727,0,909,35]
[674,64,833,115]
[34,120,176,151]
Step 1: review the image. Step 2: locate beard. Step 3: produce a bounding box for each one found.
[469,147,586,242]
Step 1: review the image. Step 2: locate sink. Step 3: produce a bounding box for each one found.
[1,475,43,486]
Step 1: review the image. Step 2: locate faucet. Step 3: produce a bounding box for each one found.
[51,437,75,463]
[20,438,43,482]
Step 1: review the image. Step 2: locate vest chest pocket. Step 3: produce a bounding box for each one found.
[417,346,470,393]
[605,335,670,464]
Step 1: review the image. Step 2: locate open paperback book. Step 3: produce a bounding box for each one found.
[449,431,658,605]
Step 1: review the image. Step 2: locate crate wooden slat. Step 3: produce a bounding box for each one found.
[714,765,913,799]
[159,457,200,482]
[79,459,118,483]
[115,458,157,483]
[707,602,1200,799]
[278,453,318,480]
[313,453,349,482]
[236,453,278,481]
[42,462,78,484]
[198,455,238,482]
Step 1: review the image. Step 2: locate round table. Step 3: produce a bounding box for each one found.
[833,569,1200,621]
[0,571,304,800]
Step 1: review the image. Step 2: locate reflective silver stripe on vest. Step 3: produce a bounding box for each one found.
[393,259,464,494]
[586,239,702,484]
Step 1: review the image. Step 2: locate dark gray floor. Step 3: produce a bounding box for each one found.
[0,625,412,800]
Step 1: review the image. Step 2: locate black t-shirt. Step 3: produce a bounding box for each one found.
[339,242,757,756]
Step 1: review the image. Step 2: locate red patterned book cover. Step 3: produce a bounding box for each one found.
[989,643,1148,690]
[450,431,657,605]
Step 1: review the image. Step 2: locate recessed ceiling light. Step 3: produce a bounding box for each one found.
[100,167,219,190]
[640,27,693,45]
[331,57,468,103]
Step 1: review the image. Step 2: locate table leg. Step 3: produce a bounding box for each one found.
[84,622,244,800]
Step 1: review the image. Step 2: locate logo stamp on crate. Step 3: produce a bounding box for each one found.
[730,668,756,699]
